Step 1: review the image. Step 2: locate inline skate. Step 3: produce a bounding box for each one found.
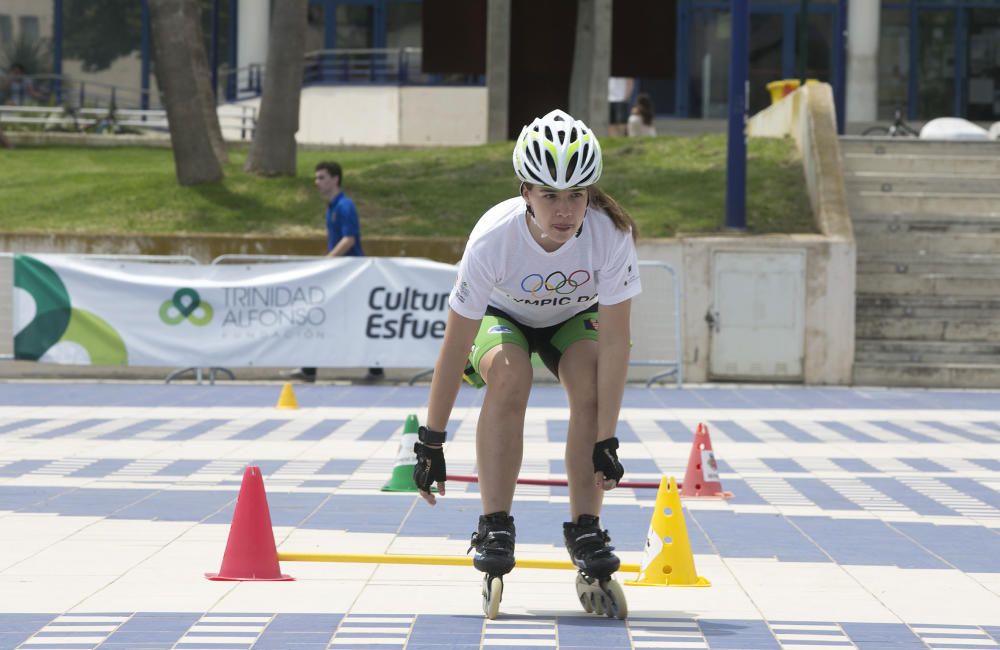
[563,514,628,619]
[468,511,516,619]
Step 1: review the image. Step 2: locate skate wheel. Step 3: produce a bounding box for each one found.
[601,579,628,620]
[482,575,502,619]
[592,592,607,616]
[575,573,594,613]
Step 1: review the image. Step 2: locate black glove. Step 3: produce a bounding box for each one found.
[593,437,624,484]
[413,426,447,492]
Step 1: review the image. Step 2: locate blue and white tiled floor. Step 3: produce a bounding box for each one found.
[0,382,998,649]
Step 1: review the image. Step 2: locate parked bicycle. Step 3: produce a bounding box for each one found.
[862,108,919,137]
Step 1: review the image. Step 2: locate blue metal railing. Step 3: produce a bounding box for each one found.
[0,72,163,111]
[3,48,484,111]
[217,48,484,102]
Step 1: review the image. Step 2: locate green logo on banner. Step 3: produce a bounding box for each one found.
[159,288,213,326]
[13,254,128,365]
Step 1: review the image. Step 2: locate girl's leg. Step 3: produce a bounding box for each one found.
[476,343,533,514]
[558,339,602,520]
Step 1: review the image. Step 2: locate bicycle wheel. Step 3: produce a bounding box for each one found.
[862,125,890,136]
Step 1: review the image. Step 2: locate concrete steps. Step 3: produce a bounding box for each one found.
[855,339,1000,364]
[845,172,1000,194]
[840,136,1000,157]
[850,192,1000,217]
[853,361,1000,388]
[857,273,1000,297]
[856,232,1000,255]
[856,294,1000,317]
[856,317,1000,342]
[857,254,1000,276]
[844,153,1000,175]
[843,136,1000,388]
[853,213,1000,235]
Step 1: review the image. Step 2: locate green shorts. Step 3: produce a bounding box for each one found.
[463,305,599,388]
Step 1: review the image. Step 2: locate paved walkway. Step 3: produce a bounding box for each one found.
[0,383,998,649]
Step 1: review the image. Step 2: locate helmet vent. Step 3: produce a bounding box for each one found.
[544,126,554,142]
[566,151,579,180]
[544,151,558,179]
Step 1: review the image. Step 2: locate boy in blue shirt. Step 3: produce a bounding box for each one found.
[288,161,384,382]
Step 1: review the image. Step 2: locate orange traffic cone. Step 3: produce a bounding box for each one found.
[206,466,293,581]
[681,423,733,499]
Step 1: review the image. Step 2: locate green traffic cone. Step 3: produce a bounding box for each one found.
[382,414,421,492]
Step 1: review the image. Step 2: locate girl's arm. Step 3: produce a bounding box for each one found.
[417,309,480,505]
[596,300,632,442]
[426,308,481,431]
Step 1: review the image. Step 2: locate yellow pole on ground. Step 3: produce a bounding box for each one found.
[277,552,639,573]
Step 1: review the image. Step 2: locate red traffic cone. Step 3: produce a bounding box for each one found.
[681,423,733,499]
[206,466,293,581]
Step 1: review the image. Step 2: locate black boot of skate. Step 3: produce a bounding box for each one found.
[468,511,516,576]
[563,514,620,579]
[468,511,516,619]
[564,515,628,619]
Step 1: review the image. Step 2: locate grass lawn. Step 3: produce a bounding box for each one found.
[0,136,814,239]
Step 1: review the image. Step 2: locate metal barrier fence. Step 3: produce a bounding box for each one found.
[0,254,683,387]
[0,104,257,140]
[631,261,684,387]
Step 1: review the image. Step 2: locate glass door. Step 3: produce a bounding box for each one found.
[748,12,786,114]
[794,11,833,87]
[965,7,1000,121]
[917,9,956,120]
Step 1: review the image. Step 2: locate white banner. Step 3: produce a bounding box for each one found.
[12,254,456,367]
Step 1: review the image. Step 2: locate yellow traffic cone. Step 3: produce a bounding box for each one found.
[275,382,299,410]
[625,476,711,587]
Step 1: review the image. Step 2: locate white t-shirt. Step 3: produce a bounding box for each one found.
[608,77,629,103]
[627,114,657,137]
[449,197,642,328]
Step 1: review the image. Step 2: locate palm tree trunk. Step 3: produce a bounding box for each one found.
[569,0,612,135]
[148,0,227,185]
[245,0,308,176]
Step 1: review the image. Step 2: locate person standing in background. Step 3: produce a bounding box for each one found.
[627,93,657,137]
[287,161,385,383]
[607,76,633,137]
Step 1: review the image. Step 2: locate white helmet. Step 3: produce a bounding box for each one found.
[512,109,602,189]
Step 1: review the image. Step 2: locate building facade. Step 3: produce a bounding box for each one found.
[2,0,997,123]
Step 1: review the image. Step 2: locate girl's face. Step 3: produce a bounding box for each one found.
[522,185,589,250]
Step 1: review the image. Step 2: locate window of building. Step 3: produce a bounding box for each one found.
[966,7,1000,121]
[387,0,420,49]
[688,10,731,118]
[0,15,12,48]
[878,7,909,120]
[917,9,955,120]
[306,4,326,52]
[19,15,40,45]
[336,4,373,49]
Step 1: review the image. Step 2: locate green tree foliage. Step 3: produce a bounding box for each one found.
[62,0,143,72]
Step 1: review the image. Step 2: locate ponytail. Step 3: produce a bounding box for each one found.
[588,186,638,241]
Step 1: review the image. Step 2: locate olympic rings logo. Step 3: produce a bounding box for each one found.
[520,270,591,298]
